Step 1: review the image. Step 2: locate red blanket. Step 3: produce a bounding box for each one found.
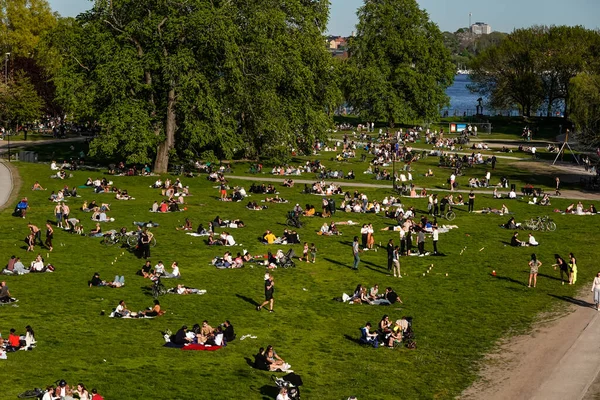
[182,344,222,351]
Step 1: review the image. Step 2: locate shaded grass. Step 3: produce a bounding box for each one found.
[0,146,595,399]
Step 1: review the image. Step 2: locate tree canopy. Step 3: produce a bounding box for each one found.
[469,25,600,117]
[343,0,455,127]
[49,0,335,172]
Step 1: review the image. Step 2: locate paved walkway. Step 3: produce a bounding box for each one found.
[0,161,13,208]
[225,174,600,201]
[533,311,600,400]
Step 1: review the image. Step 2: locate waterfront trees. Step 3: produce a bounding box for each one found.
[344,0,454,127]
[469,26,600,117]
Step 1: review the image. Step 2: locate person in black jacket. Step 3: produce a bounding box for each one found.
[222,320,235,342]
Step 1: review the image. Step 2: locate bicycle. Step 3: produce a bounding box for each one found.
[151,278,167,299]
[285,211,303,228]
[127,234,157,248]
[101,232,124,246]
[18,380,62,398]
[440,206,456,221]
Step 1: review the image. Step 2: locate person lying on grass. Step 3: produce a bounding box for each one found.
[88,272,125,287]
[167,284,206,295]
[263,195,288,203]
[247,201,267,210]
[212,251,243,269]
[162,262,181,278]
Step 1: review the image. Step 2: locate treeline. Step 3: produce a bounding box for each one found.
[1,1,599,169]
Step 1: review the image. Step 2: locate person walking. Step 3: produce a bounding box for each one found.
[592,272,600,310]
[44,222,54,252]
[555,177,561,196]
[468,191,475,212]
[450,173,456,191]
[386,239,394,272]
[528,254,542,288]
[491,155,497,170]
[352,236,362,270]
[257,273,274,312]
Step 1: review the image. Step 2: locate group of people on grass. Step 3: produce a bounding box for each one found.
[0,325,36,355]
[170,320,235,346]
[360,315,411,348]
[41,380,103,400]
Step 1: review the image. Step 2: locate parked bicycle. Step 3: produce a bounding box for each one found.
[523,215,556,232]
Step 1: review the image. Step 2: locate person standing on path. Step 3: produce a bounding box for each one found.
[392,246,401,277]
[555,177,561,196]
[485,170,491,187]
[591,272,600,310]
[491,155,497,170]
[257,273,274,312]
[528,254,542,288]
[386,239,394,272]
[352,236,362,270]
[468,191,475,212]
[44,222,54,252]
[569,252,578,285]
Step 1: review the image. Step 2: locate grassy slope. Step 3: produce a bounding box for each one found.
[0,137,595,399]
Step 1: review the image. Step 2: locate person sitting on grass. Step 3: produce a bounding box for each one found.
[32,181,45,191]
[162,262,181,278]
[176,218,193,231]
[359,322,379,347]
[387,320,405,347]
[29,254,46,272]
[141,299,164,317]
[528,233,539,246]
[502,217,519,229]
[264,345,290,371]
[89,223,102,237]
[137,261,153,278]
[263,230,277,244]
[0,281,15,303]
[114,300,131,317]
[511,232,526,247]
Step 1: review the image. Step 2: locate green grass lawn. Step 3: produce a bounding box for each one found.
[0,143,596,399]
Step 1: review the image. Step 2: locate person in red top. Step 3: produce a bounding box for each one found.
[8,328,20,350]
[159,200,168,213]
[91,388,104,400]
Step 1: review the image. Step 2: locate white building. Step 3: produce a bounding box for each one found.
[471,22,492,35]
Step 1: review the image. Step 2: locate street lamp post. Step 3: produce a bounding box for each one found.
[5,53,11,162]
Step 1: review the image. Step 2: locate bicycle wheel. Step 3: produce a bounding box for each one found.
[546,221,556,231]
[150,237,157,247]
[286,218,295,227]
[127,235,139,248]
[18,388,44,398]
[101,236,116,246]
[446,211,456,221]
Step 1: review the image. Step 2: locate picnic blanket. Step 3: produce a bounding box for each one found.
[181,344,222,351]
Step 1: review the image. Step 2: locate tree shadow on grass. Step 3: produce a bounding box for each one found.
[548,294,596,309]
[236,293,259,307]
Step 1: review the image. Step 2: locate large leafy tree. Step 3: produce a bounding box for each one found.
[49,0,334,172]
[345,0,454,127]
[0,70,44,128]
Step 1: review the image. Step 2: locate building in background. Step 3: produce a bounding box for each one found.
[325,36,349,59]
[470,22,492,35]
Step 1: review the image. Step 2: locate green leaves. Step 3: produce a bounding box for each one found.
[0,70,44,127]
[49,0,334,170]
[345,0,454,127]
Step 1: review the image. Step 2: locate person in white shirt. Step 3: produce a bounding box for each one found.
[591,272,600,310]
[50,161,59,171]
[508,190,517,199]
[528,233,539,246]
[164,262,181,278]
[450,173,456,191]
[154,261,165,276]
[432,226,440,254]
[224,232,236,246]
[115,300,130,316]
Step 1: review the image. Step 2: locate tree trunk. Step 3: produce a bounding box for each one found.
[154,88,176,173]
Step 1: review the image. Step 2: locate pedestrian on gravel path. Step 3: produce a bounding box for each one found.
[591,272,600,310]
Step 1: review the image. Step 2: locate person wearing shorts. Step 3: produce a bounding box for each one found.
[257,273,274,312]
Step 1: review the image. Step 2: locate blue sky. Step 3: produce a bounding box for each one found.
[50,0,600,35]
